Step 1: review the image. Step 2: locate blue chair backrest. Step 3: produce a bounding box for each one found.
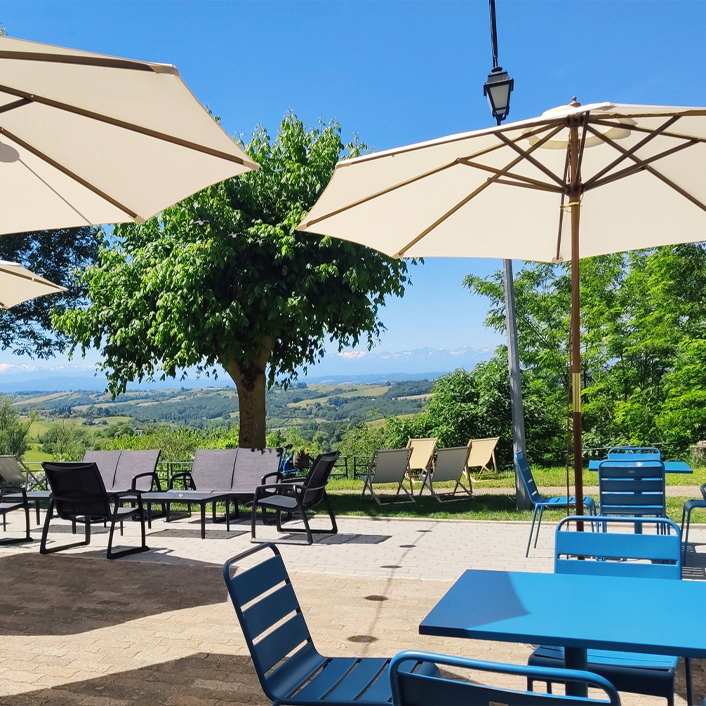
[390,650,621,705]
[700,483,706,503]
[598,460,666,516]
[555,516,681,580]
[515,452,542,504]
[223,544,321,703]
[607,446,661,461]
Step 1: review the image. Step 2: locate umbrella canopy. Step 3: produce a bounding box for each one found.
[0,260,66,308]
[298,100,706,508]
[299,101,706,262]
[0,36,257,235]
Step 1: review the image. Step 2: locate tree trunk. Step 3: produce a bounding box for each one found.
[223,338,273,449]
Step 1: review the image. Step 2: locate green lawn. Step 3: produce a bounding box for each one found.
[309,492,700,524]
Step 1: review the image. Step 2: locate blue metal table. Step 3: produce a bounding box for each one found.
[420,569,706,700]
[588,459,692,473]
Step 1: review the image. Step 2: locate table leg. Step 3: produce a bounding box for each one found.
[200,503,206,539]
[563,647,588,697]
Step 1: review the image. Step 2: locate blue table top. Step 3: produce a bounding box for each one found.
[588,459,692,473]
[420,569,706,658]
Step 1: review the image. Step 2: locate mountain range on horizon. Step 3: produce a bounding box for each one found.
[0,345,495,392]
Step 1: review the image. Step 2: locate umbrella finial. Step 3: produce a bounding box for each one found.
[570,97,581,107]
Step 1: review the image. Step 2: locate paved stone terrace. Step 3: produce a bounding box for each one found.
[1,509,705,704]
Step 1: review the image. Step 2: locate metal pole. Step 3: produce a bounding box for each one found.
[503,258,531,508]
[568,114,584,519]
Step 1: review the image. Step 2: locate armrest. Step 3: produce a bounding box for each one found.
[0,485,27,501]
[260,471,282,485]
[131,471,162,492]
[254,483,297,500]
[169,472,195,490]
[113,490,142,500]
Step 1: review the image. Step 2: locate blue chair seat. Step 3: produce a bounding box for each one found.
[529,645,677,703]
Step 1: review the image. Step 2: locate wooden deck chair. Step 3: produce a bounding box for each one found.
[465,436,499,480]
[362,449,415,505]
[405,438,437,479]
[418,446,473,502]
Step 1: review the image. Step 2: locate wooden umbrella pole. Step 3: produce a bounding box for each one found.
[568,111,584,520]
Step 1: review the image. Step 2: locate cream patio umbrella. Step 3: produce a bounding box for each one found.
[0,260,66,308]
[0,36,257,235]
[298,99,706,511]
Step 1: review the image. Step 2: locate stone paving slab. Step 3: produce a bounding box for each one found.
[0,509,705,704]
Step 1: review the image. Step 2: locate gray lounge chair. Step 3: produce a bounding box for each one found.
[418,445,473,502]
[362,448,414,504]
[41,461,149,560]
[83,449,162,492]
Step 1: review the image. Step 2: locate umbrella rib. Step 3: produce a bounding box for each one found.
[302,160,463,228]
[0,125,141,220]
[0,98,31,115]
[495,132,566,187]
[585,124,706,213]
[0,50,173,74]
[582,116,681,189]
[458,159,563,192]
[394,126,566,257]
[554,147,571,262]
[493,178,562,193]
[0,82,253,167]
[585,139,698,191]
[589,118,706,145]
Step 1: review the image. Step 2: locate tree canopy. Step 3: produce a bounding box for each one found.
[55,113,412,447]
[0,227,100,358]
[464,243,706,459]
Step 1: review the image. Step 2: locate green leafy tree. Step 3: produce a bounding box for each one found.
[55,114,411,448]
[0,396,34,458]
[40,419,90,461]
[0,227,100,358]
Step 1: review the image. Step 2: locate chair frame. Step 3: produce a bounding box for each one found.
[250,452,339,545]
[515,452,597,556]
[0,485,32,544]
[418,445,473,502]
[0,455,43,526]
[40,462,150,560]
[680,482,706,562]
[390,650,621,706]
[223,544,438,705]
[362,448,415,505]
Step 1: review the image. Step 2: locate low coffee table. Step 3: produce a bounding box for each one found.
[141,490,232,539]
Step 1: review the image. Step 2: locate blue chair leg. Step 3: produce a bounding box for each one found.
[526,505,539,557]
[534,505,545,549]
[683,505,692,562]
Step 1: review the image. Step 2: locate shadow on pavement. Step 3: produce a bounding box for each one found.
[0,653,268,705]
[0,552,227,636]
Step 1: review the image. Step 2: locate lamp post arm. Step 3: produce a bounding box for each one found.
[489,0,500,69]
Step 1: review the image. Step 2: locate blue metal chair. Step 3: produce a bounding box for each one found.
[598,460,667,530]
[528,516,688,706]
[515,452,597,556]
[681,483,706,562]
[223,544,439,705]
[390,650,621,705]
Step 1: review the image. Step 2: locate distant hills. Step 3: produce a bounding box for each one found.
[0,345,494,393]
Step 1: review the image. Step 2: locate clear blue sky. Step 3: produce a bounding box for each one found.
[2,0,706,373]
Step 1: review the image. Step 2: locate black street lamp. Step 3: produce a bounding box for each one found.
[484,65,514,124]
[483,0,514,125]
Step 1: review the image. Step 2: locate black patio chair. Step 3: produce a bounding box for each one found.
[251,451,339,545]
[0,484,32,545]
[41,461,149,560]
